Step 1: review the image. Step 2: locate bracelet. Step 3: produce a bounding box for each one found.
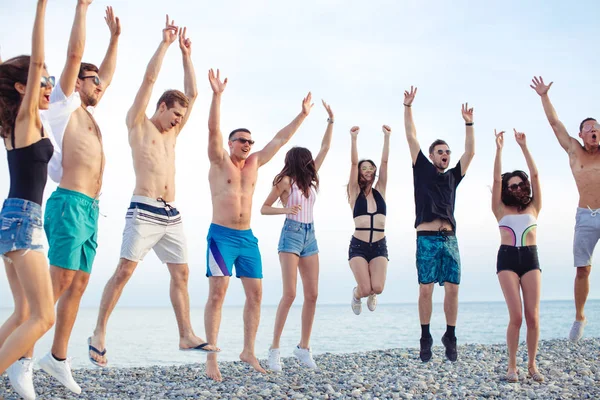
[327,118,334,124]
[465,122,474,126]
[403,103,411,107]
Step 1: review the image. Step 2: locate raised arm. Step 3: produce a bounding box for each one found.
[16,0,47,146]
[347,126,360,202]
[530,76,576,153]
[491,130,504,219]
[255,92,313,167]
[207,68,227,163]
[313,100,334,171]
[95,6,121,103]
[375,125,391,195]
[514,129,541,213]
[459,103,475,176]
[260,178,301,216]
[126,15,178,129]
[403,86,421,165]
[176,27,197,133]
[59,0,92,97]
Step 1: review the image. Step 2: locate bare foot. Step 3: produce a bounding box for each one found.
[205,358,222,381]
[239,351,266,373]
[88,335,108,366]
[179,335,220,352]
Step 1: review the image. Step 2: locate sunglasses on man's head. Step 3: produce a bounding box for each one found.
[40,76,55,88]
[436,149,451,155]
[231,138,255,145]
[79,75,100,86]
[508,181,526,191]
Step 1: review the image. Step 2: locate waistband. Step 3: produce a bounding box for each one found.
[351,236,387,246]
[55,187,98,203]
[2,198,43,214]
[209,223,253,235]
[131,195,176,209]
[499,244,538,251]
[417,230,456,237]
[284,219,314,229]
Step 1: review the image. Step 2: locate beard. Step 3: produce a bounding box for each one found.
[80,92,98,107]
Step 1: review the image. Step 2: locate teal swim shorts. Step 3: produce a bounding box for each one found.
[44,187,99,274]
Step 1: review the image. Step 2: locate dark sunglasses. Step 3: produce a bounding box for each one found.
[79,75,101,86]
[231,138,255,145]
[436,149,451,155]
[508,181,527,191]
[40,76,56,88]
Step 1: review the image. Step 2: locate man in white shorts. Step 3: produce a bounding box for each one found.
[88,16,216,366]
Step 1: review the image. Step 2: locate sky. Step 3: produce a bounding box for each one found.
[0,0,599,308]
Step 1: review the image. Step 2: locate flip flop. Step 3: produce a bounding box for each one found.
[88,337,108,367]
[179,343,220,353]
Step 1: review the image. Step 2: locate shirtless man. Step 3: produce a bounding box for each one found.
[88,16,216,367]
[8,2,120,394]
[204,69,312,381]
[531,76,597,341]
[403,86,475,362]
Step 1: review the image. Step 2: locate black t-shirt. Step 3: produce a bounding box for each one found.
[412,150,463,231]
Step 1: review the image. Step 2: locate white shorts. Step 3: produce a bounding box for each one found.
[119,196,188,264]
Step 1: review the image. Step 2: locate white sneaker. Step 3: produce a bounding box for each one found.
[367,294,377,311]
[293,346,318,369]
[6,358,36,400]
[38,352,82,394]
[267,348,283,372]
[351,287,362,315]
[569,319,587,342]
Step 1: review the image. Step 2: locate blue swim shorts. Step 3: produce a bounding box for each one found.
[416,230,461,286]
[206,223,262,279]
[277,219,319,257]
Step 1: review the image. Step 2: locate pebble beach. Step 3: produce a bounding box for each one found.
[1,338,599,399]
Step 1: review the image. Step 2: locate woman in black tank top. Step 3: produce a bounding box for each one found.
[346,125,391,316]
[0,0,56,386]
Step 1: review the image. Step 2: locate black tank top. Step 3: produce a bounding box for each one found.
[7,126,54,205]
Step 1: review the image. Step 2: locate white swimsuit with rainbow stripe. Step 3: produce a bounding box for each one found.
[498,213,537,247]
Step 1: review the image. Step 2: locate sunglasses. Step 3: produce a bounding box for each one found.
[231,138,255,145]
[360,166,376,172]
[508,181,527,191]
[436,149,451,155]
[582,122,600,133]
[79,75,101,86]
[40,76,55,88]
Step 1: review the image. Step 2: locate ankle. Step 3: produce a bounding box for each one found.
[445,325,456,338]
[420,324,432,339]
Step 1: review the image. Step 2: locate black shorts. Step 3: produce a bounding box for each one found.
[348,236,388,263]
[496,245,541,278]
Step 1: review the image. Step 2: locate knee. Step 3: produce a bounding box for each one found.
[525,310,539,329]
[371,283,384,295]
[445,285,459,299]
[576,267,591,279]
[281,290,296,306]
[69,276,90,298]
[247,288,262,305]
[357,283,372,298]
[171,267,189,287]
[115,261,136,284]
[55,274,74,295]
[419,284,434,299]
[34,307,55,333]
[208,290,226,306]
[12,307,30,325]
[304,289,318,304]
[509,313,523,329]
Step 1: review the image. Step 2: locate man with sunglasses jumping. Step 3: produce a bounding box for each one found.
[87,16,218,369]
[203,68,313,381]
[6,3,122,395]
[403,86,475,363]
[531,76,599,342]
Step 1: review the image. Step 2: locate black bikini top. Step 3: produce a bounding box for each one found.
[353,188,387,243]
[353,188,387,218]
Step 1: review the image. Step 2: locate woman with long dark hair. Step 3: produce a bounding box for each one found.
[0,1,56,398]
[492,129,543,383]
[347,125,390,315]
[261,100,334,371]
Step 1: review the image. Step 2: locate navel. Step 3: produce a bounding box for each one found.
[227,179,231,184]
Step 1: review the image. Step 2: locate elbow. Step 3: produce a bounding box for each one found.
[260,206,268,215]
[143,74,157,85]
[186,90,198,101]
[66,50,83,64]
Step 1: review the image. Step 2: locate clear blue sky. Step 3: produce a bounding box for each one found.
[0,0,598,307]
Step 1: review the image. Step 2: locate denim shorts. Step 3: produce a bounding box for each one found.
[0,198,45,257]
[277,219,319,257]
[497,245,541,278]
[348,236,388,263]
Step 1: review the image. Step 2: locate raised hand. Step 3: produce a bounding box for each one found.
[286,205,302,215]
[495,129,504,150]
[178,27,191,56]
[350,126,360,138]
[322,99,334,119]
[404,86,417,106]
[382,125,391,136]
[530,76,553,96]
[162,15,178,45]
[301,92,314,116]
[208,69,227,94]
[104,6,121,38]
[462,103,474,123]
[514,128,527,147]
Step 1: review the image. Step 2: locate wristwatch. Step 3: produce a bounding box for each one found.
[327,118,334,124]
